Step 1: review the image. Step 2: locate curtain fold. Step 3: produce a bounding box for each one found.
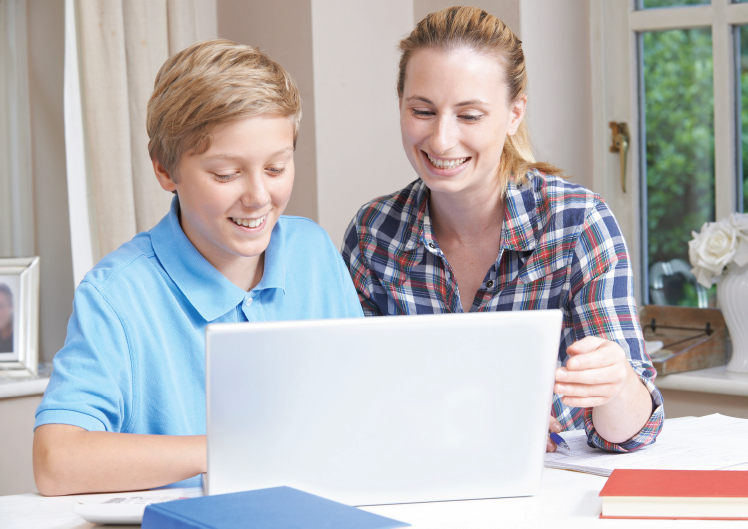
[0,0,34,258]
[73,0,197,261]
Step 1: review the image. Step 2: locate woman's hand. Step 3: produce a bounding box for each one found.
[554,336,629,408]
[554,336,653,444]
[547,415,562,452]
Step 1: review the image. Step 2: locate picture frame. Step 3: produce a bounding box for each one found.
[0,257,40,375]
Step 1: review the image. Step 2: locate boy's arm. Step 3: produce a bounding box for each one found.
[33,424,206,496]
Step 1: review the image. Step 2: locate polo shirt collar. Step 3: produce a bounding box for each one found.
[150,196,284,322]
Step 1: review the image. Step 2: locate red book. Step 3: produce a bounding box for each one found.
[599,469,748,520]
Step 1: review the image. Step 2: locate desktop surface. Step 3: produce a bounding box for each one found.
[0,466,735,528]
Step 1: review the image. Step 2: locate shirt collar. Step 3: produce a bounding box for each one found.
[150,196,285,322]
[406,172,543,254]
[501,171,542,252]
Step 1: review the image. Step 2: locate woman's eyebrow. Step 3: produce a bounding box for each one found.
[405,96,489,107]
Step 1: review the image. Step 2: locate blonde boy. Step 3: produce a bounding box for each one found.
[33,40,362,496]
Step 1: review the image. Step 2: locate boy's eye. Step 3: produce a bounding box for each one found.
[215,172,239,182]
[411,109,435,117]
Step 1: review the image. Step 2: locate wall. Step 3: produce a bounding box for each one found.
[311,0,415,245]
[217,0,318,222]
[520,0,594,191]
[0,395,42,495]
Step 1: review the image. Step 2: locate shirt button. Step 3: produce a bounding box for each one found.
[244,297,253,306]
[428,242,436,249]
[486,279,495,288]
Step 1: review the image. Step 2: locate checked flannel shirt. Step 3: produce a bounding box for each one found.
[342,171,664,452]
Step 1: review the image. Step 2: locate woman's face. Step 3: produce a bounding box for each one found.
[0,291,13,330]
[399,47,526,197]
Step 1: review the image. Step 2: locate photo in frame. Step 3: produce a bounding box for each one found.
[0,257,40,375]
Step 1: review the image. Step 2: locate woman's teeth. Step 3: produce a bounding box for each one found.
[231,215,266,228]
[427,154,468,169]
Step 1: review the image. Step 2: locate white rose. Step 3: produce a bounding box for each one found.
[730,212,748,236]
[729,213,748,267]
[688,221,739,287]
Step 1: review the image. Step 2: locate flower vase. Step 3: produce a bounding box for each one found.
[718,263,748,373]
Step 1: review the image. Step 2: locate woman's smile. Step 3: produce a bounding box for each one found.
[422,151,471,176]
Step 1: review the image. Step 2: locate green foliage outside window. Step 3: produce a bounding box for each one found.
[642,28,715,306]
[641,0,708,8]
[740,26,748,212]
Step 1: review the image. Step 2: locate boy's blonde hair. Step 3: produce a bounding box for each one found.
[147,39,302,179]
[398,6,563,193]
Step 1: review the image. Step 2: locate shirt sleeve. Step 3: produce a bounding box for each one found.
[341,216,385,317]
[334,245,365,318]
[562,200,664,452]
[35,281,132,433]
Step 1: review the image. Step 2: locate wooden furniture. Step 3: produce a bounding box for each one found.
[640,305,728,375]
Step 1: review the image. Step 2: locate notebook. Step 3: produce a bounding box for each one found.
[599,469,748,520]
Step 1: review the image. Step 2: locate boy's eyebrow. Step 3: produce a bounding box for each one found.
[203,147,294,161]
[406,96,489,107]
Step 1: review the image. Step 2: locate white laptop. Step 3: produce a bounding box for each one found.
[205,310,562,506]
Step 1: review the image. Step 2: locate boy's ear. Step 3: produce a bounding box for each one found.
[153,159,177,193]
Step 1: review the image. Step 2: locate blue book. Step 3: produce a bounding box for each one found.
[142,486,410,529]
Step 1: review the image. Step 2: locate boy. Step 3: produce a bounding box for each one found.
[33,39,363,496]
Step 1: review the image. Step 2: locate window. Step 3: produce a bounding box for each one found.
[591,0,748,307]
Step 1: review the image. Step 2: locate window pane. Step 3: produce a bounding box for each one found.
[642,28,715,307]
[740,25,748,212]
[640,0,709,8]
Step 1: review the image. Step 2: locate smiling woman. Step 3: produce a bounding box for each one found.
[342,6,663,456]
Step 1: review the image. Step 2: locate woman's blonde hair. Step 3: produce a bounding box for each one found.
[397,6,563,193]
[147,39,302,179]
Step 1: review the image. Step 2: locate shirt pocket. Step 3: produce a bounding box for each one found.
[516,241,572,286]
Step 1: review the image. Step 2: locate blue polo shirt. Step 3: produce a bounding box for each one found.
[35,197,363,435]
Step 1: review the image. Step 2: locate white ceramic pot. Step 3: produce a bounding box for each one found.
[718,263,748,373]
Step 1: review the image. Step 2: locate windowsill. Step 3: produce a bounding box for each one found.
[0,375,49,399]
[657,365,748,397]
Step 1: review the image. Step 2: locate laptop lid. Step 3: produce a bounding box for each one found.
[206,310,562,505]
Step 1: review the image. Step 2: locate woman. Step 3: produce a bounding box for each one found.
[342,6,662,453]
[0,283,13,353]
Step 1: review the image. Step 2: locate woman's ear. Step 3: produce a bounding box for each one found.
[153,159,177,193]
[507,94,527,137]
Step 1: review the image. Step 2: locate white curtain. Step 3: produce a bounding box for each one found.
[0,0,34,258]
[65,0,197,283]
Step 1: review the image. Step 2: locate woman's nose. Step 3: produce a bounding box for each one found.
[429,116,458,155]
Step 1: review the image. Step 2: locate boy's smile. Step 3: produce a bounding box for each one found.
[154,114,295,291]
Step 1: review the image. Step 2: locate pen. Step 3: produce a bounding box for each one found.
[549,431,570,451]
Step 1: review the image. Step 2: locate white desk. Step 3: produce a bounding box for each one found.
[0,468,734,528]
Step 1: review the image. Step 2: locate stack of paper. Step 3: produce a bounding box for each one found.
[545,414,748,477]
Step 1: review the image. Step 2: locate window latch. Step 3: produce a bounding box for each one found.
[609,122,630,193]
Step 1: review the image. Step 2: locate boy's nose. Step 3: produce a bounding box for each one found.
[240,173,271,208]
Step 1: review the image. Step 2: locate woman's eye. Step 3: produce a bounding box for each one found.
[215,172,239,182]
[266,167,286,175]
[459,114,482,122]
[412,109,435,117]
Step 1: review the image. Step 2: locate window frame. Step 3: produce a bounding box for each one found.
[590,0,748,304]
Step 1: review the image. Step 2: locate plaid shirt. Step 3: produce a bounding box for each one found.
[342,172,663,452]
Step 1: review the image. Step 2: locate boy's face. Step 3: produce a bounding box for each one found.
[154,115,295,275]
